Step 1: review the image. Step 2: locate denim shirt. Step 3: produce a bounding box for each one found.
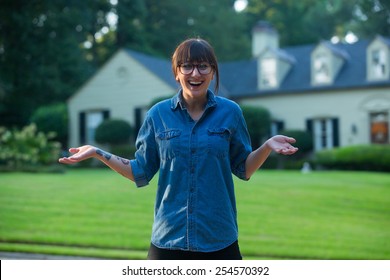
[130,90,252,252]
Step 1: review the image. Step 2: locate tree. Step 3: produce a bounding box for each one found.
[115,0,149,51]
[351,0,390,38]
[142,0,250,60]
[245,0,356,46]
[0,0,111,127]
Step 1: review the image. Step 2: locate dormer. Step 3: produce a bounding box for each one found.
[311,42,349,86]
[367,36,390,81]
[258,47,295,90]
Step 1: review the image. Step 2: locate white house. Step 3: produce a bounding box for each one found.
[68,21,390,151]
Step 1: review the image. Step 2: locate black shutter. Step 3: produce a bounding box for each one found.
[134,108,142,136]
[306,119,313,134]
[79,112,86,144]
[277,121,285,133]
[103,110,110,120]
[332,118,339,147]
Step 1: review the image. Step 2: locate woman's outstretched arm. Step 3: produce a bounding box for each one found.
[59,145,135,181]
[245,135,298,179]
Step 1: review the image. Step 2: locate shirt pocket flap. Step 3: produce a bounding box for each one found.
[157,129,182,140]
[207,128,231,139]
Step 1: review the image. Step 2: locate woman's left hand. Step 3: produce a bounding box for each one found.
[266,135,298,155]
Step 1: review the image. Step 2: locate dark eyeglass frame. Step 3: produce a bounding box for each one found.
[178,62,213,75]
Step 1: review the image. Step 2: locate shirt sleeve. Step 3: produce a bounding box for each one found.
[229,107,252,180]
[130,113,160,187]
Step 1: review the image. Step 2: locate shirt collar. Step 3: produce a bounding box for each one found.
[171,89,217,111]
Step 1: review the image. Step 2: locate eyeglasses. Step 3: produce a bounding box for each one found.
[178,62,213,75]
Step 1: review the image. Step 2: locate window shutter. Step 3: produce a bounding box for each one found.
[79,112,86,144]
[332,118,339,147]
[103,110,110,120]
[306,119,313,133]
[134,108,142,136]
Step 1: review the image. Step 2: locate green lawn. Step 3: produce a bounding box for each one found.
[0,169,389,259]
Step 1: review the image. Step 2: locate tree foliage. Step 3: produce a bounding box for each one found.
[1,0,389,129]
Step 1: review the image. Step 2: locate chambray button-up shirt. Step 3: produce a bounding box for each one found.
[130,90,252,252]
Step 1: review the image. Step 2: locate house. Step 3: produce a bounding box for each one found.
[68,21,390,151]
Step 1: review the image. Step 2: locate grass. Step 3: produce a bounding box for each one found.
[0,169,389,259]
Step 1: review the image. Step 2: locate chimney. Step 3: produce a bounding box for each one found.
[252,21,279,57]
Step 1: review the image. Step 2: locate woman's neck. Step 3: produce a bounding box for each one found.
[181,93,207,121]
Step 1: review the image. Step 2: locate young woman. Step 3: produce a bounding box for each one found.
[59,38,298,260]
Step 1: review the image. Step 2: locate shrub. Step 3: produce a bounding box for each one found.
[314,145,390,172]
[30,103,68,147]
[149,95,174,108]
[280,129,313,158]
[240,105,271,147]
[95,119,133,145]
[0,124,61,172]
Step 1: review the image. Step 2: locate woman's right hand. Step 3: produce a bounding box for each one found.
[58,145,97,164]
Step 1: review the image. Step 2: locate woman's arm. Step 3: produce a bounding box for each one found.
[245,135,298,179]
[58,145,135,181]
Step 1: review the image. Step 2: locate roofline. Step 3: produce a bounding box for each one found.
[231,82,390,101]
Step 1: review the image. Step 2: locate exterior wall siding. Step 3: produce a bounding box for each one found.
[240,87,390,147]
[68,50,176,147]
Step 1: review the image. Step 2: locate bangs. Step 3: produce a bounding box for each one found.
[175,40,216,65]
[172,38,220,92]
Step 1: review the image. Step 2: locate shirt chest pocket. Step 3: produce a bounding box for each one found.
[207,128,231,158]
[157,129,182,159]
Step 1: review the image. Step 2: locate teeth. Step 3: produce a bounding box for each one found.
[189,81,202,85]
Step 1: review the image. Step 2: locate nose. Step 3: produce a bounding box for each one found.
[191,65,201,76]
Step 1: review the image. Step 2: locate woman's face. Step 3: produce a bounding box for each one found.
[176,61,214,100]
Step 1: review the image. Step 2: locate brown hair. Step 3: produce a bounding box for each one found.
[172,38,219,93]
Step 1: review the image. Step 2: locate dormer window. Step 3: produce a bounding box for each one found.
[311,42,348,86]
[258,48,295,90]
[372,49,386,79]
[367,36,390,81]
[261,58,277,88]
[313,53,331,84]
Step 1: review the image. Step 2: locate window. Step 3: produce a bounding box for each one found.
[261,58,277,87]
[370,112,389,144]
[86,112,104,143]
[307,118,339,151]
[134,107,148,136]
[79,110,109,144]
[313,53,331,84]
[372,49,387,79]
[270,120,284,136]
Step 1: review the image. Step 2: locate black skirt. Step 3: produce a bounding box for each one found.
[147,240,242,260]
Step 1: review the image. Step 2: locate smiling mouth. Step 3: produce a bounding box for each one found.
[189,81,203,86]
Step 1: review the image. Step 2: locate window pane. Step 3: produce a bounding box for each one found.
[370,112,389,144]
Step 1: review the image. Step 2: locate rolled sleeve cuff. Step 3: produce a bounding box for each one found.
[130,159,149,187]
[233,163,250,181]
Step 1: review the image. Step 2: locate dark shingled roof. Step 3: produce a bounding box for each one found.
[125,37,390,99]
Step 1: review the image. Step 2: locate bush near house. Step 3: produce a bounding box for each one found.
[240,105,271,148]
[94,119,135,164]
[0,124,62,172]
[95,119,133,145]
[314,145,390,172]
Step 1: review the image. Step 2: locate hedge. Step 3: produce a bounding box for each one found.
[314,144,390,172]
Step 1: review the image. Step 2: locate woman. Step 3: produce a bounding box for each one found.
[59,38,298,260]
